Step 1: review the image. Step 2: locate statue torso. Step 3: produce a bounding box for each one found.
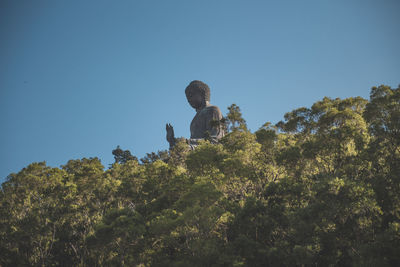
[190,105,224,139]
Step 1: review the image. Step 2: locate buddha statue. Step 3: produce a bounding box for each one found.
[166,80,225,149]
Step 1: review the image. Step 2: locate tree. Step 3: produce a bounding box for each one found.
[1,85,400,266]
[112,146,138,164]
[140,150,169,164]
[226,104,247,132]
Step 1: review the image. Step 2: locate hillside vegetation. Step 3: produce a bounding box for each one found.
[1,85,399,266]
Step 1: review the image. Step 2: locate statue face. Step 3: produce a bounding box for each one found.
[186,89,204,109]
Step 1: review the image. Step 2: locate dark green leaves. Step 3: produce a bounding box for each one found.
[1,85,400,266]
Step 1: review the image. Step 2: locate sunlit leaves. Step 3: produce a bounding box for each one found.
[1,85,400,266]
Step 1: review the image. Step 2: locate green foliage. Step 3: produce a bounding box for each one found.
[1,85,399,266]
[226,104,247,132]
[112,145,138,164]
[140,150,169,164]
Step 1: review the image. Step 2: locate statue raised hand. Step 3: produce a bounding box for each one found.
[166,123,176,149]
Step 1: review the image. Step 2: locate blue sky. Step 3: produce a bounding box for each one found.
[1,0,399,182]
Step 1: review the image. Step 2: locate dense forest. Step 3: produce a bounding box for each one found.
[1,85,399,266]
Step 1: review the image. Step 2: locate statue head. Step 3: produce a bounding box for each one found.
[185,80,210,110]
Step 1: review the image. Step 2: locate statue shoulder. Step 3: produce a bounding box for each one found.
[204,105,222,115]
[203,105,223,120]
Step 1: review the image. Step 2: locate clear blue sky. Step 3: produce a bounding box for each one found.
[1,0,399,182]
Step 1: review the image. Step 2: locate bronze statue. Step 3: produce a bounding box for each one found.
[166,80,225,149]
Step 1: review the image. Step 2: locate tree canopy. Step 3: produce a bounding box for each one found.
[1,85,399,266]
